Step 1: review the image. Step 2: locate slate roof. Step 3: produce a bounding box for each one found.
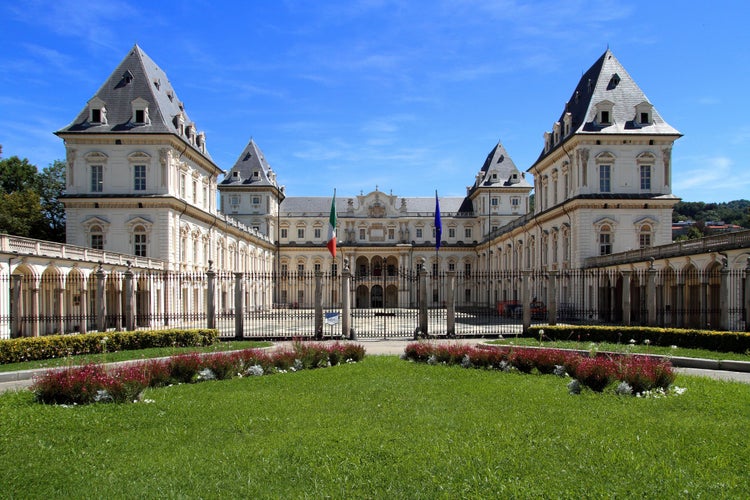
[280,196,467,217]
[220,139,280,189]
[535,49,681,163]
[56,44,213,163]
[470,141,531,192]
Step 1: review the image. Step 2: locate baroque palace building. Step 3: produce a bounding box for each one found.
[4,44,747,338]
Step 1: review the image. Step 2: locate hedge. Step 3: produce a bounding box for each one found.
[526,325,750,353]
[0,329,218,365]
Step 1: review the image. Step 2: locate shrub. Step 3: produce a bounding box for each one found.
[571,357,617,392]
[168,352,204,384]
[341,343,365,362]
[107,363,151,402]
[0,329,218,365]
[32,364,111,405]
[508,349,535,373]
[617,355,675,393]
[404,342,435,362]
[202,352,242,380]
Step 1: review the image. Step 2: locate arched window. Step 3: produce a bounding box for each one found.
[134,225,147,257]
[599,224,612,255]
[639,224,653,249]
[90,225,104,250]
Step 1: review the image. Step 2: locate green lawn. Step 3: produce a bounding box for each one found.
[0,340,272,373]
[1,356,748,497]
[490,337,750,361]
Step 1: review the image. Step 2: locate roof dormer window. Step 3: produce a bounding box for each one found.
[88,97,107,124]
[635,101,653,126]
[594,100,614,127]
[131,98,150,125]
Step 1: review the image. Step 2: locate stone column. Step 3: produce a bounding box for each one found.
[96,263,106,333]
[314,271,323,340]
[124,263,135,332]
[79,285,88,334]
[55,282,65,334]
[342,259,353,339]
[10,274,22,338]
[720,261,730,331]
[547,270,558,326]
[446,270,456,337]
[621,270,632,327]
[646,263,657,326]
[206,261,216,330]
[521,271,530,333]
[417,258,428,338]
[234,272,244,340]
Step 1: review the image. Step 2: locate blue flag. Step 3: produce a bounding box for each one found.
[434,191,442,250]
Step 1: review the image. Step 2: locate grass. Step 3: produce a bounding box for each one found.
[0,340,272,373]
[1,356,749,497]
[489,337,750,361]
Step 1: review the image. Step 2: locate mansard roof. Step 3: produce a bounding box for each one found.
[220,138,281,190]
[56,44,212,161]
[469,141,531,196]
[535,49,681,163]
[280,195,466,217]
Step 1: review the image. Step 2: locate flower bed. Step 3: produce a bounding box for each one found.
[31,341,366,405]
[403,342,676,396]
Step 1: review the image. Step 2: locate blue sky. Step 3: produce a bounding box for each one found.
[1,0,748,203]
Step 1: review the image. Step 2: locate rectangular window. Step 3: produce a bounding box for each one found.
[640,112,649,124]
[448,228,455,238]
[91,165,103,192]
[230,195,240,206]
[599,165,611,193]
[314,228,321,239]
[135,109,145,123]
[134,165,146,191]
[600,110,610,124]
[280,228,288,239]
[464,263,471,277]
[297,228,305,239]
[491,197,498,206]
[252,196,260,205]
[416,228,423,239]
[91,109,101,123]
[134,234,147,257]
[297,264,304,274]
[180,175,186,198]
[448,262,455,271]
[359,228,366,240]
[511,197,520,207]
[314,263,321,273]
[192,180,197,204]
[388,228,395,240]
[640,165,651,190]
[599,233,611,255]
[464,228,472,238]
[639,233,652,249]
[90,234,103,250]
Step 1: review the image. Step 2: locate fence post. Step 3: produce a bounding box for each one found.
[79,283,88,334]
[521,271,530,333]
[647,261,657,326]
[417,257,428,338]
[547,270,557,326]
[10,274,21,338]
[744,257,750,332]
[124,262,135,332]
[234,272,244,340]
[621,270,632,326]
[315,271,323,340]
[163,271,170,326]
[96,263,107,333]
[675,273,684,328]
[446,270,456,337]
[206,260,215,330]
[720,260,730,331]
[342,259,353,339]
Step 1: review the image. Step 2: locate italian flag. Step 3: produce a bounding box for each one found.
[327,190,337,257]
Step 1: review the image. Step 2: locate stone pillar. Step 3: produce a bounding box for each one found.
[163,271,171,326]
[521,271,530,333]
[30,283,40,337]
[10,274,22,338]
[314,271,323,340]
[96,264,106,333]
[745,257,750,332]
[446,271,456,337]
[720,262,730,331]
[124,263,135,332]
[621,270,632,327]
[417,258,428,338]
[675,274,684,328]
[206,261,216,330]
[699,277,708,329]
[547,270,558,326]
[55,283,64,334]
[234,272,244,340]
[646,263,657,326]
[79,286,88,334]
[342,259,353,339]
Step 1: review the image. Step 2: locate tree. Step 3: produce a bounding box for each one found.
[0,190,44,238]
[38,160,66,242]
[0,156,39,193]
